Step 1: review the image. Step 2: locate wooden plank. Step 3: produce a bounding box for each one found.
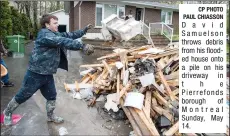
[122,93,158,135]
[121,97,151,136]
[80,76,91,84]
[173,88,179,96]
[121,105,143,136]
[143,91,152,119]
[152,98,174,122]
[129,108,152,136]
[163,121,179,136]
[153,91,168,106]
[152,82,167,96]
[134,108,160,136]
[95,69,106,82]
[164,71,179,80]
[119,81,132,99]
[80,63,116,68]
[116,72,120,104]
[102,60,112,77]
[157,65,176,101]
[183,133,198,136]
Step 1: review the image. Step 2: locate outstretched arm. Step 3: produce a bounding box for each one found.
[58,30,86,39]
[58,24,93,39]
[36,32,83,50]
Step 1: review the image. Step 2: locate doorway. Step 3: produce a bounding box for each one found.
[58,25,67,32]
[135,8,143,21]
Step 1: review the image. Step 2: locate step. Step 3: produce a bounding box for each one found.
[152,40,170,43]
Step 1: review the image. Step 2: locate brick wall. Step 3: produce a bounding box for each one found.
[70,2,179,34]
[80,1,100,33]
[172,11,179,34]
[125,5,136,18]
[144,8,161,25]
[71,1,100,33]
[69,1,74,31]
[73,2,79,30]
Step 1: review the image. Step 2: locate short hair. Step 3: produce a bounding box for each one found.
[40,14,58,28]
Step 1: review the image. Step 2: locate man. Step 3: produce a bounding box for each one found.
[0,39,14,87]
[3,14,94,125]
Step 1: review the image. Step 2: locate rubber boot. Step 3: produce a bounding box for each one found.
[3,97,19,125]
[46,100,64,123]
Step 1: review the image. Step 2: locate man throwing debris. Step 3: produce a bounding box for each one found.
[3,14,94,125]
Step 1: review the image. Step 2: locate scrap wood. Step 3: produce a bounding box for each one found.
[102,60,112,77]
[163,121,179,136]
[122,92,159,136]
[121,106,143,136]
[80,63,116,68]
[116,72,120,104]
[134,108,160,136]
[153,91,178,114]
[121,98,151,136]
[151,98,174,123]
[157,65,176,101]
[118,81,132,100]
[183,134,198,136]
[143,91,152,120]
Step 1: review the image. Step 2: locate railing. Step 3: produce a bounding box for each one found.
[140,20,154,45]
[149,22,174,44]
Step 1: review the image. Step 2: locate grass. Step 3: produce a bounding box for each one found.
[172,35,179,41]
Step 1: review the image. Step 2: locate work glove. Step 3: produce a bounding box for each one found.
[82,44,94,55]
[83,24,93,33]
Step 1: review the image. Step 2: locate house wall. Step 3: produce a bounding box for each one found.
[71,1,100,33]
[70,2,179,34]
[125,5,136,18]
[172,11,179,34]
[73,2,79,30]
[80,1,100,33]
[144,8,161,25]
[69,1,75,31]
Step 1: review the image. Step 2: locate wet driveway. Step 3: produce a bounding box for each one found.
[1,41,132,135]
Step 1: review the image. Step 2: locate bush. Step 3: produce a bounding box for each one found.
[20,13,31,39]
[0,1,12,46]
[10,6,24,36]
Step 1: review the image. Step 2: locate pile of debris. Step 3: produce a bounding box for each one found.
[63,45,229,136]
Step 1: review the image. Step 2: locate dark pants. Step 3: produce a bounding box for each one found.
[14,70,57,104]
[0,59,9,84]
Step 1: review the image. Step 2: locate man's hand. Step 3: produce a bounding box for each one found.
[82,44,94,55]
[83,24,93,33]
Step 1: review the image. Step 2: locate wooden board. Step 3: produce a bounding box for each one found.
[163,121,179,136]
[143,91,152,120]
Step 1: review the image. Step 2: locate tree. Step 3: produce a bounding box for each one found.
[11,6,23,35]
[0,1,12,45]
[56,1,60,10]
[33,1,38,36]
[20,13,31,39]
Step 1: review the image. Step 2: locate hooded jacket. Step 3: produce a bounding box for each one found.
[28,28,86,75]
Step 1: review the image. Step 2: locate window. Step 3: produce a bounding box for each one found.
[161,10,173,24]
[118,6,125,18]
[96,4,103,26]
[95,3,126,27]
[104,4,117,19]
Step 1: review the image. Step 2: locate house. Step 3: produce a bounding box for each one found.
[49,9,70,32]
[66,1,179,35]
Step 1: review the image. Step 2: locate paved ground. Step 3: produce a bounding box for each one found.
[1,42,132,135]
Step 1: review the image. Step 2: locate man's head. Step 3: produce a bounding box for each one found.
[40,14,59,32]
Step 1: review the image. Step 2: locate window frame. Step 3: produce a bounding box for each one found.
[95,3,104,28]
[161,10,173,25]
[95,3,126,28]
